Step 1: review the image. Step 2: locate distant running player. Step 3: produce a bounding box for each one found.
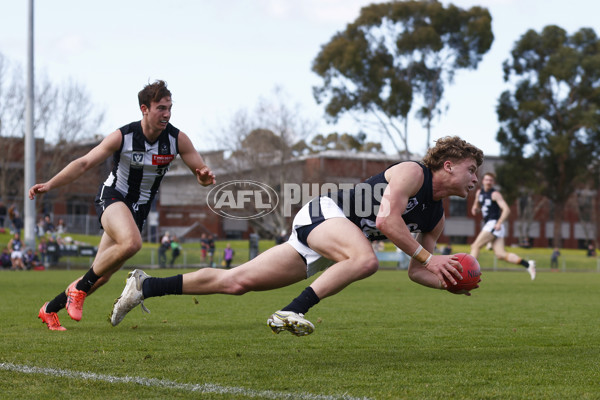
[470,172,536,280]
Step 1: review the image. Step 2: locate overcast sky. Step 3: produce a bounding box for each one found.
[2,0,599,157]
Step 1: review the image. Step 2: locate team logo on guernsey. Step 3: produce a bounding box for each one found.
[207,180,279,220]
[403,197,418,214]
[131,152,144,168]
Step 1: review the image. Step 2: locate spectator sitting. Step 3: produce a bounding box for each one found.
[38,237,50,268]
[0,247,11,269]
[24,248,42,270]
[43,214,56,234]
[56,218,67,234]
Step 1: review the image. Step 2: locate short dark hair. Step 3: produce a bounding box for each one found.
[422,136,484,171]
[138,80,171,108]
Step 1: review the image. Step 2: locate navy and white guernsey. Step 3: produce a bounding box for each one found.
[478,188,501,223]
[103,121,179,205]
[337,161,444,241]
[11,238,22,252]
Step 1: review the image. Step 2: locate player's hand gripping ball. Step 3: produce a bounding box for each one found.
[444,253,481,293]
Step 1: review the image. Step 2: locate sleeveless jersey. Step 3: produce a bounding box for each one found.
[478,188,501,222]
[11,238,22,251]
[103,121,179,205]
[336,161,444,241]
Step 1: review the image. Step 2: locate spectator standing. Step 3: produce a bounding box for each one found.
[223,243,235,269]
[169,235,181,268]
[207,234,216,267]
[200,233,209,264]
[9,205,23,235]
[36,217,46,237]
[587,243,597,257]
[158,232,171,268]
[0,201,7,229]
[550,247,560,270]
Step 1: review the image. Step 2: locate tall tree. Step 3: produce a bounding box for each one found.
[312,0,493,155]
[497,25,600,247]
[216,87,313,238]
[0,53,104,209]
[308,131,383,153]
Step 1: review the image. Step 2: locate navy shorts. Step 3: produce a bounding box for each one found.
[94,185,151,232]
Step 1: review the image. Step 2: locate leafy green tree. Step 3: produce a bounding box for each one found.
[312,0,493,155]
[497,25,600,247]
[308,132,382,153]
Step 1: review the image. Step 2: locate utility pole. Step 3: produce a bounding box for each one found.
[24,0,36,249]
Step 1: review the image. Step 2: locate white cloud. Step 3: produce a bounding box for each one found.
[257,0,371,24]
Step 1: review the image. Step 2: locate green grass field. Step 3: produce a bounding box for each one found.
[1,267,599,399]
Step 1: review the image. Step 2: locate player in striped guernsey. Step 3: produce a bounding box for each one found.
[30,80,215,331]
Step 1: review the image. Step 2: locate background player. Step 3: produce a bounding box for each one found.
[470,172,536,280]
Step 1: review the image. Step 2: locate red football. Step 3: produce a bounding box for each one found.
[443,253,481,293]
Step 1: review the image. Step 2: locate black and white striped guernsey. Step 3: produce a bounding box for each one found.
[103,121,179,205]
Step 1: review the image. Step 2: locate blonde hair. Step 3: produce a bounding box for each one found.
[422,136,483,171]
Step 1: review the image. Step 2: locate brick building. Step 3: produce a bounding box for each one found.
[157,151,599,249]
[17,137,599,249]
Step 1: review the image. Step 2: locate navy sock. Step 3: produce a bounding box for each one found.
[142,275,183,298]
[76,267,101,293]
[45,292,68,313]
[281,286,320,315]
[520,259,529,268]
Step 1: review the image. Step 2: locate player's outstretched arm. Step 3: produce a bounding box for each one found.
[28,130,122,199]
[178,131,216,187]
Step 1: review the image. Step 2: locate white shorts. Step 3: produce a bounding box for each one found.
[482,219,506,238]
[287,196,346,277]
[11,251,23,260]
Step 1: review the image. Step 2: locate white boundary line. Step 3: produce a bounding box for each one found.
[0,362,370,400]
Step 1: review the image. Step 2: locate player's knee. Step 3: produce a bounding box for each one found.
[225,278,250,295]
[121,237,142,258]
[218,272,251,295]
[356,254,379,278]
